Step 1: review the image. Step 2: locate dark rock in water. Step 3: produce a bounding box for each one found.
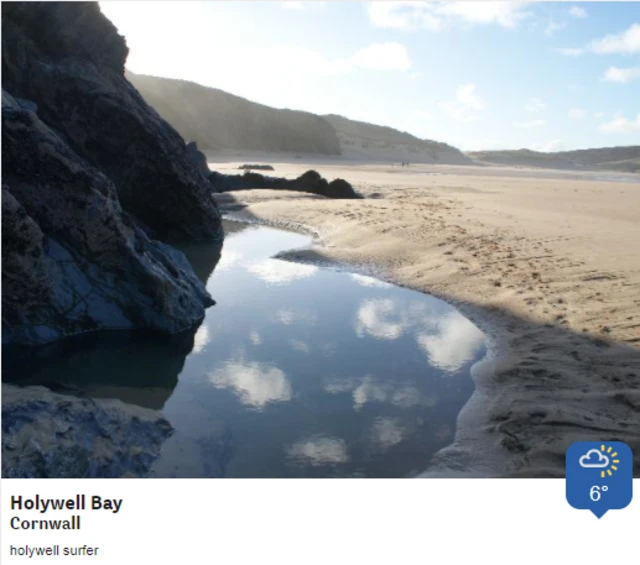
[2,384,173,478]
[238,164,275,171]
[1,3,223,347]
[186,141,210,179]
[1,2,221,242]
[210,169,361,199]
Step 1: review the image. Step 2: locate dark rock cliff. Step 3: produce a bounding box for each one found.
[2,3,223,347]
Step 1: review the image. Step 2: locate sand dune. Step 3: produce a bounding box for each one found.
[213,158,640,477]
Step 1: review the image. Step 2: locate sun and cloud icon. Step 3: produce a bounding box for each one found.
[579,444,621,478]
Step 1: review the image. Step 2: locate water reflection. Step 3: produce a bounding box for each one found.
[288,436,349,466]
[350,273,392,289]
[208,359,292,409]
[6,220,487,478]
[354,297,485,373]
[372,417,404,450]
[416,312,485,373]
[2,329,200,410]
[248,259,318,284]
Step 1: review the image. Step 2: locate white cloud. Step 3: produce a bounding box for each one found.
[544,20,567,36]
[436,1,532,28]
[249,331,262,345]
[366,1,531,31]
[353,297,485,374]
[290,339,310,353]
[372,417,404,450]
[590,23,640,54]
[276,309,295,325]
[568,108,586,119]
[440,83,486,122]
[192,324,210,354]
[356,298,409,340]
[600,114,640,134]
[554,47,584,56]
[415,312,485,373]
[593,112,605,119]
[351,42,412,72]
[535,139,565,152]
[273,307,317,326]
[525,97,545,113]
[603,66,640,84]
[282,1,326,10]
[324,375,438,411]
[288,436,348,465]
[569,6,587,19]
[367,2,442,30]
[209,361,292,408]
[215,249,242,271]
[247,259,318,284]
[513,119,546,128]
[350,273,392,288]
[410,71,424,80]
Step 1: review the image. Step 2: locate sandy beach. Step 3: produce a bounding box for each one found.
[212,156,640,477]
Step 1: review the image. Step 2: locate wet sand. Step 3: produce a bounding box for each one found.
[211,156,640,477]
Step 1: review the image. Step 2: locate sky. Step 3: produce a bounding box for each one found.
[100,1,640,152]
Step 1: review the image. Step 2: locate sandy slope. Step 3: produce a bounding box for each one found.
[212,158,640,477]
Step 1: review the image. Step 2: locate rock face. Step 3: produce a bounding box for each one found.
[210,169,361,199]
[1,3,223,347]
[186,141,211,179]
[2,384,173,478]
[2,3,222,242]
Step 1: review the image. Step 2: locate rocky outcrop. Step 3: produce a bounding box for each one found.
[210,169,361,199]
[2,3,222,242]
[2,384,173,478]
[186,141,211,179]
[2,93,215,345]
[1,3,223,347]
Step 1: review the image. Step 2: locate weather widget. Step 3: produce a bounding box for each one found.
[566,441,633,518]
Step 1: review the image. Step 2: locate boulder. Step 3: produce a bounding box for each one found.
[2,384,173,478]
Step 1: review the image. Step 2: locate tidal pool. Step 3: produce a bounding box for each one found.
[5,220,486,478]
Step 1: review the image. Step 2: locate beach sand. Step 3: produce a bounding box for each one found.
[211,156,640,477]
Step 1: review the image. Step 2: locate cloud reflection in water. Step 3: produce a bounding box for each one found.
[287,436,349,466]
[247,259,318,285]
[354,297,484,373]
[208,360,292,408]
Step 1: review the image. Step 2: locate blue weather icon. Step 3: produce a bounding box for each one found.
[578,445,621,478]
[566,441,633,518]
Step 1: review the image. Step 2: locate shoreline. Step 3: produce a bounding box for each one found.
[213,163,640,477]
[221,210,508,477]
